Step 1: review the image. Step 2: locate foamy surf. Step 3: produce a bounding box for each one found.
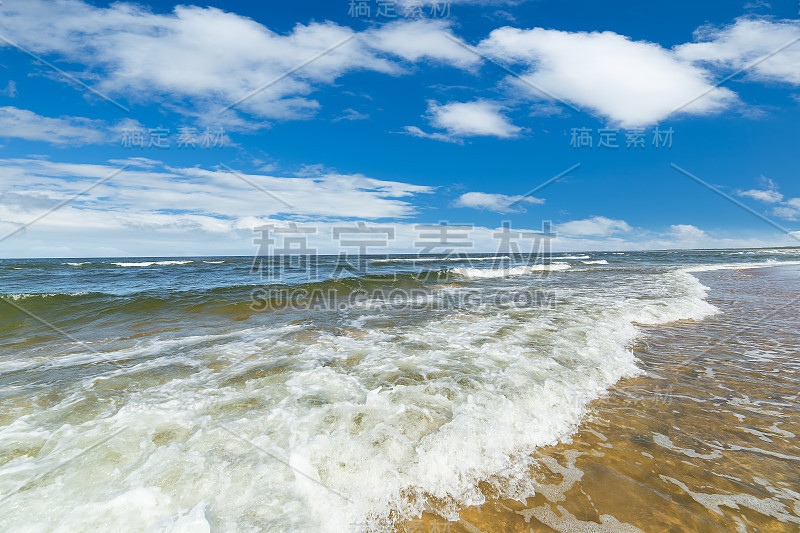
[451,262,571,278]
[371,256,511,264]
[682,259,800,273]
[111,260,194,267]
[5,251,799,532]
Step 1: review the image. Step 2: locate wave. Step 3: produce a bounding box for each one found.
[557,255,591,259]
[682,260,800,273]
[451,262,571,279]
[0,269,474,319]
[581,260,609,265]
[111,260,194,267]
[3,291,91,301]
[371,256,511,264]
[63,262,90,266]
[0,259,731,532]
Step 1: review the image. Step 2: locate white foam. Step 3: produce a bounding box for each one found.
[0,263,724,532]
[557,255,591,260]
[581,260,609,265]
[451,262,571,278]
[111,260,194,267]
[64,262,90,266]
[4,291,89,301]
[371,256,511,264]
[683,260,800,273]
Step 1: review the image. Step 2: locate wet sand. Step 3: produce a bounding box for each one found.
[400,266,800,532]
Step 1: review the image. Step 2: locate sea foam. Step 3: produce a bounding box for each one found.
[0,262,733,532]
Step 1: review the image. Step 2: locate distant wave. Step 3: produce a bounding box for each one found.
[558,255,591,260]
[63,262,90,266]
[4,291,91,301]
[371,256,511,264]
[451,262,571,279]
[111,260,194,267]
[683,260,800,273]
[203,261,225,264]
[581,260,609,265]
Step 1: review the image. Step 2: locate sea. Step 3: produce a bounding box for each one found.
[0,249,798,532]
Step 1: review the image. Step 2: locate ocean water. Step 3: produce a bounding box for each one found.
[443,264,800,532]
[1,249,799,532]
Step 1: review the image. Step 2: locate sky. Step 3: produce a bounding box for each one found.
[0,0,799,257]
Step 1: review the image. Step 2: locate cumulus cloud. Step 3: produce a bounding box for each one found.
[478,27,737,127]
[363,19,479,69]
[557,216,633,236]
[736,177,783,203]
[454,191,543,213]
[409,100,522,140]
[0,1,474,126]
[676,18,800,85]
[0,107,110,145]
[772,198,800,221]
[669,224,708,240]
[732,177,800,221]
[2,1,797,131]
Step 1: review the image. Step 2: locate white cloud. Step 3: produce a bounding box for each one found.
[332,108,370,122]
[731,178,800,221]
[772,198,800,221]
[0,158,434,228]
[669,224,707,240]
[736,177,783,203]
[676,18,800,85]
[0,1,475,126]
[740,188,784,203]
[478,27,737,127]
[0,81,16,98]
[402,125,462,143]
[419,100,522,139]
[3,2,796,131]
[557,216,633,236]
[363,19,479,69]
[0,107,109,145]
[743,1,772,10]
[454,191,543,213]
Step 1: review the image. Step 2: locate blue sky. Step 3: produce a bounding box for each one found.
[0,0,799,257]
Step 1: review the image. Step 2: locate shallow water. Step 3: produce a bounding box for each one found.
[419,266,800,532]
[0,250,799,531]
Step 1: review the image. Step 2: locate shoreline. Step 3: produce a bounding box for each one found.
[397,264,800,532]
